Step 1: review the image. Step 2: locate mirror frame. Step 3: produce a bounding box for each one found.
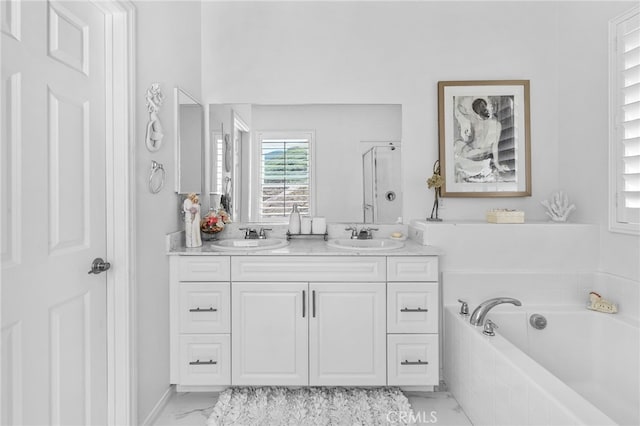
[174,87,203,194]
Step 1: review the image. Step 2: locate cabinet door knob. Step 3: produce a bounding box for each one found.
[302,290,306,318]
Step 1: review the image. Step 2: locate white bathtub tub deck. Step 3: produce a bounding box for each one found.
[485,307,639,426]
[444,306,639,426]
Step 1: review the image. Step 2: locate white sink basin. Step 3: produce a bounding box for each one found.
[209,238,289,251]
[326,238,404,251]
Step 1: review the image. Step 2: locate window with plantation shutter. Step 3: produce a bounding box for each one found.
[610,7,640,234]
[257,132,314,220]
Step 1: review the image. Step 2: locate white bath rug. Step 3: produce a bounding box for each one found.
[206,387,416,426]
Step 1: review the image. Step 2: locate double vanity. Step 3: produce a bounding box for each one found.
[168,234,440,392]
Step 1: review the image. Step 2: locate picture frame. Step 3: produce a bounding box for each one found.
[437,80,531,197]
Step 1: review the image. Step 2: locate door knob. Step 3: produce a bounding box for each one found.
[88,258,111,274]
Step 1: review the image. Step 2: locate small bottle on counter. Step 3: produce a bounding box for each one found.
[288,203,301,234]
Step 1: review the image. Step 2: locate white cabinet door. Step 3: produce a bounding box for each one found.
[309,283,386,386]
[232,283,308,385]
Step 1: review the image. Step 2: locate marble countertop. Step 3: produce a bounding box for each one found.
[167,233,440,257]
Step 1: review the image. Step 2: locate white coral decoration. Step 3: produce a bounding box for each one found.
[541,190,576,222]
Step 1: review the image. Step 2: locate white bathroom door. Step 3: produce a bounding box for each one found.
[1,1,109,425]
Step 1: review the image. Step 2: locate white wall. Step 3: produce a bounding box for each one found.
[251,104,401,222]
[134,1,201,423]
[201,1,638,281]
[556,2,639,282]
[201,1,563,222]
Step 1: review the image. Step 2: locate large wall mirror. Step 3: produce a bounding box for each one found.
[205,104,402,224]
[174,87,203,194]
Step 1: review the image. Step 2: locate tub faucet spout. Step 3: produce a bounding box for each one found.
[470,297,522,326]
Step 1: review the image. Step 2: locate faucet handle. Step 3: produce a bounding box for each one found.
[483,319,498,336]
[457,299,469,316]
[345,225,358,238]
[258,228,272,239]
[238,227,255,238]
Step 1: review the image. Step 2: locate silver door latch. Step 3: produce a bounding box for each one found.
[88,258,111,275]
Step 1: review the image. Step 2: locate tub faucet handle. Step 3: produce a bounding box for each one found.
[457,299,469,316]
[483,319,498,336]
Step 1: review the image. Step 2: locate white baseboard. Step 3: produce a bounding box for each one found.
[176,385,228,392]
[400,386,435,392]
[142,385,175,426]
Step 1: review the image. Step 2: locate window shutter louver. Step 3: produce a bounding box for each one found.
[614,10,640,227]
[260,138,311,219]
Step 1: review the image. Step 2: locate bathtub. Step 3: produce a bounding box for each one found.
[444,305,640,426]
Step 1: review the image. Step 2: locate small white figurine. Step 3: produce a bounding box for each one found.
[541,190,576,222]
[183,193,202,248]
[145,83,165,151]
[587,291,618,314]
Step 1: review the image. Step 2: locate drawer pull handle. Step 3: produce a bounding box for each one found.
[401,359,429,365]
[400,307,428,312]
[189,359,217,365]
[189,307,217,312]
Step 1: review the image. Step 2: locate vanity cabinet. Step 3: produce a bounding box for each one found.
[169,252,439,390]
[169,256,231,388]
[385,257,440,387]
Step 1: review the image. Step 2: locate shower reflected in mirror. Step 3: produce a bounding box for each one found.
[362,143,402,223]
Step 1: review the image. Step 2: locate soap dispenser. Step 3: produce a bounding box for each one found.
[288,203,301,234]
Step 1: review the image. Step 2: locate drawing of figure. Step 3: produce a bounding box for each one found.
[453,95,514,183]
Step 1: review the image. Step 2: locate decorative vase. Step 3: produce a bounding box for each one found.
[200,208,225,236]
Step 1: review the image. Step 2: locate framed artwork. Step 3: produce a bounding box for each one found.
[438,80,531,197]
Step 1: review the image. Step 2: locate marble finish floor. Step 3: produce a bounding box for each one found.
[152,389,472,425]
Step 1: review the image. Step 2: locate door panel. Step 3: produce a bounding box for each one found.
[232,283,308,385]
[309,283,386,386]
[1,2,108,425]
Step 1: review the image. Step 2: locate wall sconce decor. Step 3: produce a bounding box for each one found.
[145,83,165,152]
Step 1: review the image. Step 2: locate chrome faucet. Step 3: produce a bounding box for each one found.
[469,297,522,326]
[357,227,378,239]
[239,227,259,239]
[239,227,272,239]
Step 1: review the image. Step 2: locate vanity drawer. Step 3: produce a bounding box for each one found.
[178,256,230,282]
[387,334,439,386]
[231,256,386,282]
[387,283,438,333]
[387,257,438,282]
[179,283,230,333]
[179,335,230,386]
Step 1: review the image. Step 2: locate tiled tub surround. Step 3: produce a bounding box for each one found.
[445,305,639,425]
